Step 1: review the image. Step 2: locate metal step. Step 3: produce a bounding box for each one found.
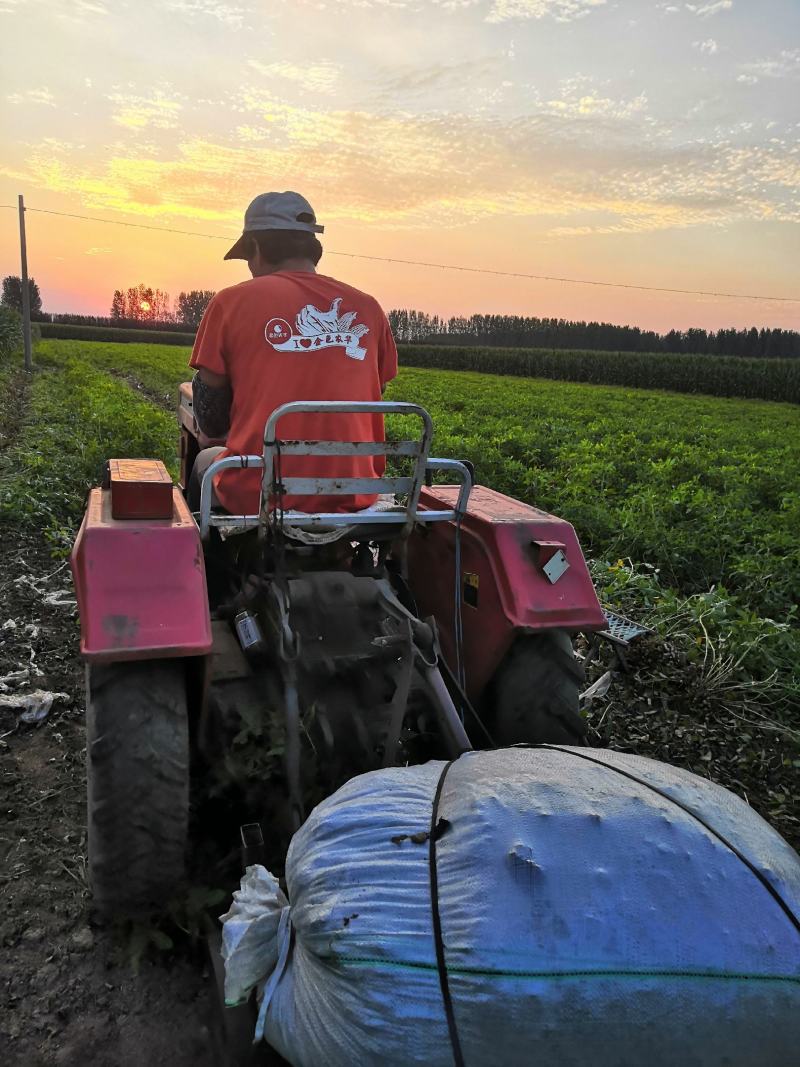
[600,609,650,647]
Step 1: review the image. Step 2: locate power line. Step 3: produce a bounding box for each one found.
[325,251,800,304]
[1,203,229,241]
[2,201,799,305]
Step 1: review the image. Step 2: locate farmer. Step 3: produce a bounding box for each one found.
[188,191,398,514]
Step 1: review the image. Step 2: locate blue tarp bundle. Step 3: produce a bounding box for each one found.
[222,747,800,1066]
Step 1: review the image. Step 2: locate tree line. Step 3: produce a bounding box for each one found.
[108,284,216,328]
[1,277,216,330]
[387,309,800,359]
[3,274,797,359]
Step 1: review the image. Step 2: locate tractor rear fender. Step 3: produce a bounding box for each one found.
[407,484,606,700]
[71,484,213,663]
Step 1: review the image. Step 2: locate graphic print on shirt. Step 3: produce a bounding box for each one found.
[265,298,370,361]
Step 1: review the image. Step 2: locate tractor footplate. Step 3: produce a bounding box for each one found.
[587,609,652,671]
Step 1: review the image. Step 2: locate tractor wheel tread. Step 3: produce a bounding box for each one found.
[490,630,586,747]
[86,661,189,918]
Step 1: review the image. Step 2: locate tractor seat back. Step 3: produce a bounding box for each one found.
[197,401,472,542]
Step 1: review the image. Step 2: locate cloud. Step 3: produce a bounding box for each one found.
[377,56,504,97]
[109,89,186,130]
[322,0,606,18]
[740,48,800,80]
[486,0,606,22]
[6,83,798,244]
[694,38,718,55]
[6,88,56,106]
[685,0,732,16]
[163,0,250,26]
[2,0,109,19]
[543,83,649,122]
[85,247,112,255]
[249,59,341,95]
[736,73,758,85]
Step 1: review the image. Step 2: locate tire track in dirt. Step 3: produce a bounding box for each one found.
[0,365,216,1066]
[105,369,176,412]
[0,365,31,453]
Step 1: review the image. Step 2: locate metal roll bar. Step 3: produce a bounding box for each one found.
[197,400,472,540]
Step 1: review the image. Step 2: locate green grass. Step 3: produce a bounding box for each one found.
[31,331,800,402]
[34,339,190,402]
[389,370,800,614]
[0,342,177,548]
[2,339,798,714]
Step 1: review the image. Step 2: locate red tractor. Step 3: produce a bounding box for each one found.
[71,388,606,918]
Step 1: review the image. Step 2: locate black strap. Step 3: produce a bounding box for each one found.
[429,758,466,1067]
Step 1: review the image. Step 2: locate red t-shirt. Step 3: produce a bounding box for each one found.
[189,271,398,515]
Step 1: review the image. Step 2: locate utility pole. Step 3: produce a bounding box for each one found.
[18,194,33,372]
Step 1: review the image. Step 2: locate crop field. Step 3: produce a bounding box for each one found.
[3,339,799,713]
[33,324,800,403]
[0,343,798,781]
[1,336,798,1061]
[3,337,798,721]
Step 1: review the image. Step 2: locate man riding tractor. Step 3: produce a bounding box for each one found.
[71,189,604,921]
[187,190,398,518]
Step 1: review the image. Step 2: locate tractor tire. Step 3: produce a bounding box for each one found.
[489,630,586,747]
[86,660,189,919]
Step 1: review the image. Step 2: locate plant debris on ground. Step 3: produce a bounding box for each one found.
[0,534,215,1066]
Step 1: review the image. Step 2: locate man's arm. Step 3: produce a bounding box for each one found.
[192,367,232,440]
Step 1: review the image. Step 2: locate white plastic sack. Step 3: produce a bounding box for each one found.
[221,747,800,1067]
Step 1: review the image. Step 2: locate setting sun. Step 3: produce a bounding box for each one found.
[139,300,150,312]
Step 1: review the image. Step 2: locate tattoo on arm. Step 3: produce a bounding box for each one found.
[192,372,232,438]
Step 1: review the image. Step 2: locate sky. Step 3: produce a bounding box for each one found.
[1,0,799,332]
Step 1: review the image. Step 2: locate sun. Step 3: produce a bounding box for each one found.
[140,300,151,312]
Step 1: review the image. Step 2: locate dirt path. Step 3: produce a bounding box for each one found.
[0,505,216,1060]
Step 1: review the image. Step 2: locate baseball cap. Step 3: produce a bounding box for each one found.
[224,191,324,260]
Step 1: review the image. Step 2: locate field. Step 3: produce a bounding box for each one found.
[3,339,798,714]
[34,323,800,402]
[1,338,798,1061]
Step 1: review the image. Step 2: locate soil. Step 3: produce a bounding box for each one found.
[0,534,215,1067]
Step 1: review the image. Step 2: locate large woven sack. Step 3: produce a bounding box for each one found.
[221,747,800,1066]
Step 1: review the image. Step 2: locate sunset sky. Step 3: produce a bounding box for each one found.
[1,0,798,332]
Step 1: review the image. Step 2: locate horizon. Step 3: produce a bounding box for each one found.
[2,0,799,334]
[30,288,800,341]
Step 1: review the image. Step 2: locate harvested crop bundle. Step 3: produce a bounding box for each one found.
[222,747,800,1067]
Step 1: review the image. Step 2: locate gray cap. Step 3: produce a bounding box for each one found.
[224,191,324,260]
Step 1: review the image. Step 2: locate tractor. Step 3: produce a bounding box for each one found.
[70,385,606,920]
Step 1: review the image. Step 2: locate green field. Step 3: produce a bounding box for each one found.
[1,336,797,842]
[33,324,800,403]
[2,338,798,724]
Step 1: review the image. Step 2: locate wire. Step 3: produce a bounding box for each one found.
[1,203,229,242]
[325,252,800,305]
[2,201,799,304]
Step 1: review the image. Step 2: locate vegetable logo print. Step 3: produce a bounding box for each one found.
[265,298,370,361]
